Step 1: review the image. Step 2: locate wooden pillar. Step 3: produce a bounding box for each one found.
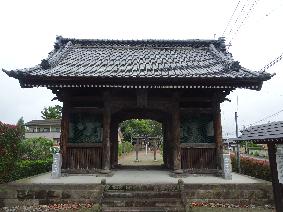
[166,117,174,169]
[172,95,182,173]
[213,97,223,169]
[60,95,70,169]
[102,92,111,172]
[113,122,119,167]
[110,121,115,168]
[162,121,168,168]
[267,143,283,212]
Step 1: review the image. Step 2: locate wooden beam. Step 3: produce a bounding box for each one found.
[102,91,111,172]
[180,108,212,114]
[180,143,216,149]
[136,89,148,108]
[267,143,283,212]
[67,143,102,148]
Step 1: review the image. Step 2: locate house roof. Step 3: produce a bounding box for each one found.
[3,36,272,90]
[25,119,61,126]
[236,121,283,144]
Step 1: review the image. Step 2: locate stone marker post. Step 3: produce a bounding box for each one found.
[51,153,62,179]
[134,139,140,162]
[276,144,283,183]
[152,140,158,161]
[221,153,232,180]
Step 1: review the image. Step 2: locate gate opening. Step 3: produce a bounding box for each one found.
[117,119,164,169]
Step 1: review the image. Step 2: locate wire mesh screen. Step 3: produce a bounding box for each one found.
[180,116,214,143]
[69,112,102,143]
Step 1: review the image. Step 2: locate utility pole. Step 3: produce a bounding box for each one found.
[235,111,241,173]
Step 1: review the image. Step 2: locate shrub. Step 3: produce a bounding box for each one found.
[2,159,52,183]
[254,151,259,157]
[118,141,134,157]
[0,122,22,183]
[230,154,271,181]
[19,137,54,160]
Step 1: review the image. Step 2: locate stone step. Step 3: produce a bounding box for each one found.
[105,184,179,192]
[102,206,184,212]
[104,191,180,198]
[102,198,183,207]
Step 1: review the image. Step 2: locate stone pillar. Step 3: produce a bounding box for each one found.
[221,153,232,180]
[172,95,182,173]
[51,153,62,179]
[102,92,111,173]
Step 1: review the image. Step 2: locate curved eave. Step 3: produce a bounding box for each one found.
[9,75,270,91]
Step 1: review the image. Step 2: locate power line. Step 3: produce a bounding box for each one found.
[227,0,260,44]
[225,0,249,38]
[222,0,241,36]
[260,52,283,72]
[250,109,283,126]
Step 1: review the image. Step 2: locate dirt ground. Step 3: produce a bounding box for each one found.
[118,149,163,166]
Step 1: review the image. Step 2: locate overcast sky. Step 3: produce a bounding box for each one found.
[0,0,282,138]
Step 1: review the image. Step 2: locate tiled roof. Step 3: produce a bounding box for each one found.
[237,121,283,143]
[3,36,272,89]
[25,119,61,126]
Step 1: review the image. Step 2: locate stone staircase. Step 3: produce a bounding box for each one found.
[101,183,186,212]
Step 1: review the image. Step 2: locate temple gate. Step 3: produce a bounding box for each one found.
[4,36,271,174]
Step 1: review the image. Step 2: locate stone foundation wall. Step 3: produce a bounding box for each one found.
[185,184,273,205]
[0,183,273,207]
[0,184,103,207]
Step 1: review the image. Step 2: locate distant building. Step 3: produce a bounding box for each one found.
[223,138,237,152]
[25,119,61,143]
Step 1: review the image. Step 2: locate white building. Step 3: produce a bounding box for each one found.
[25,119,61,143]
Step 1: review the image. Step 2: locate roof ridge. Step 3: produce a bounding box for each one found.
[48,41,74,68]
[245,120,283,130]
[77,44,198,50]
[57,36,225,49]
[208,44,241,72]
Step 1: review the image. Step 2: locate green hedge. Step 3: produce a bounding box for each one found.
[230,154,271,181]
[118,141,134,157]
[0,122,21,183]
[2,159,52,183]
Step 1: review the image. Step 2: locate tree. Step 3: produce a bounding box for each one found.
[16,116,25,139]
[41,105,62,119]
[119,119,162,142]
